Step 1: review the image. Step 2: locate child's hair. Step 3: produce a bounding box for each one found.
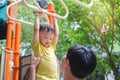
[39,23,54,32]
[66,44,97,79]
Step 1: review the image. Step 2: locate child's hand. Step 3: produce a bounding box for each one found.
[53,16,58,22]
[36,12,43,17]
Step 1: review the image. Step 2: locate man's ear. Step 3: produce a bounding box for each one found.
[64,59,70,69]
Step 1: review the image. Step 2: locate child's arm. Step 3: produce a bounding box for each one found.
[53,17,59,44]
[53,17,59,79]
[33,12,40,43]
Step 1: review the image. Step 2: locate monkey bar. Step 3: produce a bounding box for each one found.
[7,0,94,26]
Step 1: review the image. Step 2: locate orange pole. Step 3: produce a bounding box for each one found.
[10,24,16,80]
[11,3,18,80]
[4,21,13,80]
[11,1,18,52]
[4,2,14,79]
[13,23,21,80]
[11,31,15,54]
[47,2,55,26]
[11,24,16,59]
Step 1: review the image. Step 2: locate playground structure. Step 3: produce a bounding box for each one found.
[0,0,94,80]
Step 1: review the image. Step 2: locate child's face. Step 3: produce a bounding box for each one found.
[39,29,54,47]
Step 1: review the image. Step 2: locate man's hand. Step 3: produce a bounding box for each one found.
[31,54,44,67]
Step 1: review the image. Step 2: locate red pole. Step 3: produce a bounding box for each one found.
[13,23,21,80]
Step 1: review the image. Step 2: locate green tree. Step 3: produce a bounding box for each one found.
[55,0,120,79]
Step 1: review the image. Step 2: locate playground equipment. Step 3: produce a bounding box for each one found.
[6,0,94,26]
[0,0,7,40]
[0,0,7,22]
[0,0,94,80]
[70,0,94,8]
[6,0,69,26]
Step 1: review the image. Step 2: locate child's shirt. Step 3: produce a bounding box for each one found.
[32,41,58,80]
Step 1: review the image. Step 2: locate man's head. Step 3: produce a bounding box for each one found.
[61,44,97,79]
[39,23,54,47]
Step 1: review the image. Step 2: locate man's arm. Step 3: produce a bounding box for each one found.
[30,65,36,80]
[56,56,60,80]
[30,54,43,80]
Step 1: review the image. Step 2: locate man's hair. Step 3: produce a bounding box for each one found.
[66,44,97,79]
[39,23,54,32]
